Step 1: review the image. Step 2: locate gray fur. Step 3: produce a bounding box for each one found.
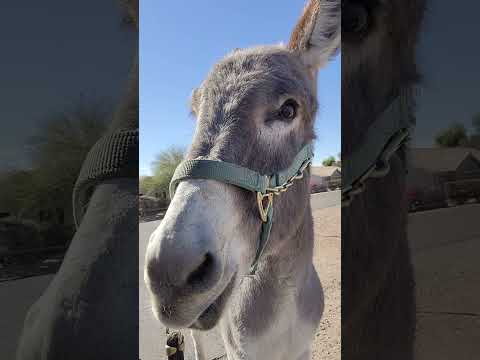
[145,1,340,359]
[342,0,426,359]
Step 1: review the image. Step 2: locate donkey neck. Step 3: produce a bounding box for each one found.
[225,183,316,348]
[256,178,314,280]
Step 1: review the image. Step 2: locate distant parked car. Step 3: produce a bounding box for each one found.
[409,199,423,212]
[310,184,327,193]
[327,177,341,191]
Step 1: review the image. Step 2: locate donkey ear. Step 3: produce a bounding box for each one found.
[288,0,340,73]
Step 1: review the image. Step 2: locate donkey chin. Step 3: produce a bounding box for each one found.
[147,269,237,330]
[189,272,237,330]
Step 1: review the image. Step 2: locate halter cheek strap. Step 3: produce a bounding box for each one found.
[342,96,413,206]
[169,143,314,275]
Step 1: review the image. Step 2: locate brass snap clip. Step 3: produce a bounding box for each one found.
[165,331,184,358]
[257,192,273,222]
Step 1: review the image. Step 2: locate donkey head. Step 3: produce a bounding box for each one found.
[341,0,426,336]
[342,0,425,155]
[145,0,340,330]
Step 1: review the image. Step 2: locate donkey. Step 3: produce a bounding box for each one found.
[15,1,139,359]
[342,0,425,359]
[144,1,340,359]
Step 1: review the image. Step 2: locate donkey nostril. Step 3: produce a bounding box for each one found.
[187,253,214,287]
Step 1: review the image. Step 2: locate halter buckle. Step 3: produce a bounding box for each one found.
[257,192,273,222]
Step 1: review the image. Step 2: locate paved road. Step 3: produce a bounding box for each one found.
[139,191,341,360]
[0,275,54,359]
[409,204,480,360]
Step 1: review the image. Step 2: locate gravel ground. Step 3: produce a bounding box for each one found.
[311,203,480,360]
[0,275,54,358]
[311,206,341,360]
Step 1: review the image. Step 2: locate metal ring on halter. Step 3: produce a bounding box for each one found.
[350,182,366,195]
[370,159,391,177]
[342,194,353,207]
[257,192,273,223]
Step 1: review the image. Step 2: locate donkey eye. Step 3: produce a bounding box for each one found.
[279,100,297,121]
[343,3,370,35]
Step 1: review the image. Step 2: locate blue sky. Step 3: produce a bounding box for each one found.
[1,0,133,170]
[140,0,340,175]
[413,1,480,147]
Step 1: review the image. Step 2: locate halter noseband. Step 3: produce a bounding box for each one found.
[169,143,314,275]
[72,129,139,228]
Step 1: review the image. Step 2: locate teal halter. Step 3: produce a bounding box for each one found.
[342,96,413,206]
[73,129,139,228]
[169,143,314,275]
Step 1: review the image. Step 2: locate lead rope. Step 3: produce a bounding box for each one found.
[342,128,410,207]
[165,328,227,360]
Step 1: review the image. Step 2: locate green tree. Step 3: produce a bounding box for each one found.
[148,147,185,198]
[434,123,468,148]
[322,156,336,167]
[1,98,110,220]
[472,113,480,134]
[0,170,35,218]
[139,175,156,195]
[335,152,341,167]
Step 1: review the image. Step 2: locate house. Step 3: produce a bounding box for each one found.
[467,135,480,150]
[310,166,341,192]
[407,147,480,204]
